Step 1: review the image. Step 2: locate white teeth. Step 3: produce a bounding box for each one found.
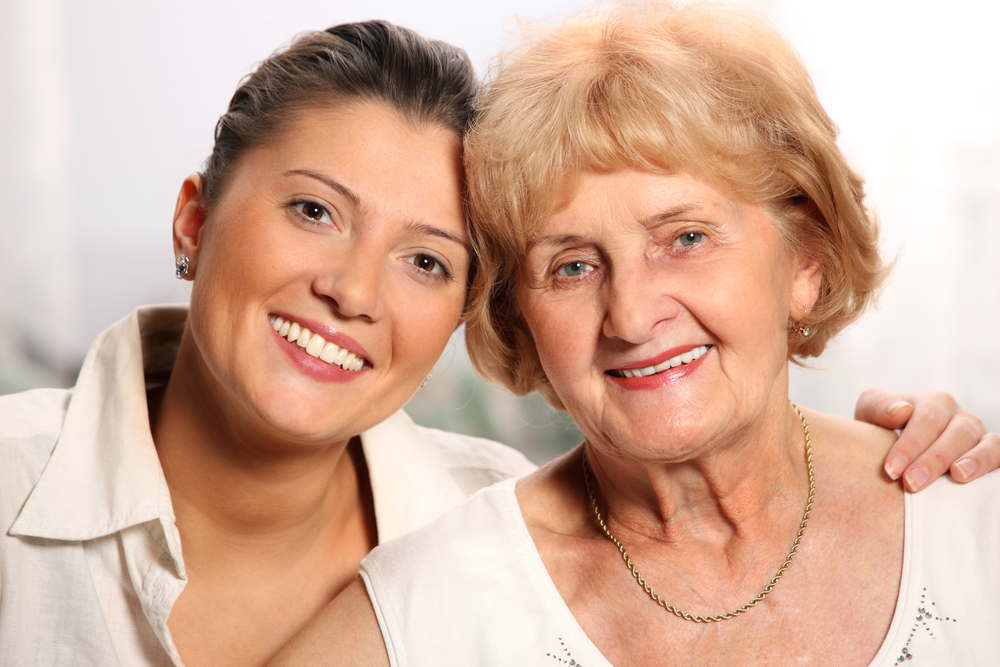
[319,341,340,363]
[305,335,325,358]
[296,328,312,348]
[271,315,368,371]
[619,345,711,378]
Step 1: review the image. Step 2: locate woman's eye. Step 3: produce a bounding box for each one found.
[293,201,333,225]
[556,260,594,277]
[673,232,705,247]
[406,253,451,278]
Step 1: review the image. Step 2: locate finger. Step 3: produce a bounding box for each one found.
[950,432,1000,483]
[855,386,916,430]
[899,412,988,492]
[881,392,959,480]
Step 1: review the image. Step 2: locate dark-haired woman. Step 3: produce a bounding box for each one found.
[0,19,993,667]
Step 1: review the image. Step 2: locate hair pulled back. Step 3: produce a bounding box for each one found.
[202,20,478,206]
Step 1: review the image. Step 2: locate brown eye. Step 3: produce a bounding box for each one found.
[404,253,451,279]
[293,201,332,225]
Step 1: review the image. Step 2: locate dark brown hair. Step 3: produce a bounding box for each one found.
[202,20,478,207]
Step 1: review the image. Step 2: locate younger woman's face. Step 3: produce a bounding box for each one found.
[175,103,470,447]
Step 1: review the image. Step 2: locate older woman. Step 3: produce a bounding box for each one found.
[272,4,1000,666]
[0,12,992,667]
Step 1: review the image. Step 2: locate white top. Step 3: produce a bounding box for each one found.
[0,305,535,667]
[361,473,1000,666]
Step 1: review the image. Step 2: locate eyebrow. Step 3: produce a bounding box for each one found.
[285,168,470,255]
[636,203,704,228]
[529,203,706,250]
[407,222,472,256]
[284,169,363,210]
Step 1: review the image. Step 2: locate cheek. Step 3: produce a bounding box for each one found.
[522,296,594,388]
[391,286,466,370]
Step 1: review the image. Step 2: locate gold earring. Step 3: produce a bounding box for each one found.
[793,309,810,337]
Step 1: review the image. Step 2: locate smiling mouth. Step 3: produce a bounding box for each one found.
[269,315,368,371]
[610,345,712,378]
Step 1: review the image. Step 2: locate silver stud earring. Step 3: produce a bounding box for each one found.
[421,372,432,388]
[175,254,190,279]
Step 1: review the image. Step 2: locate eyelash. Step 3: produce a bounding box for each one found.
[403,253,454,282]
[671,231,706,248]
[288,199,334,226]
[554,260,595,278]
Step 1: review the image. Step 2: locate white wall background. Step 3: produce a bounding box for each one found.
[1,0,997,456]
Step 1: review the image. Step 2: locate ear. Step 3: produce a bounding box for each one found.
[790,255,822,321]
[172,174,208,280]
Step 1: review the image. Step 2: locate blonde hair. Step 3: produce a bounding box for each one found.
[463,2,889,410]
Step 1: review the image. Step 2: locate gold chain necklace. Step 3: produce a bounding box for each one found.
[582,402,814,623]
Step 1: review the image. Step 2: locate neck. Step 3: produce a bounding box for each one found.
[150,336,375,571]
[585,399,810,548]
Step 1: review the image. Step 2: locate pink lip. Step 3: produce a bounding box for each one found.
[269,313,371,383]
[606,345,711,391]
[612,344,704,371]
[271,312,370,361]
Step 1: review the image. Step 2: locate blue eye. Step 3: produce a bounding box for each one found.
[673,232,705,247]
[556,261,594,277]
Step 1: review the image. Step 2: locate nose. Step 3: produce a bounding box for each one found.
[601,262,679,343]
[313,246,386,321]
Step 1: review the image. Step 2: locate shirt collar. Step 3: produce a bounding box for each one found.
[9,305,188,573]
[360,410,467,544]
[10,304,467,556]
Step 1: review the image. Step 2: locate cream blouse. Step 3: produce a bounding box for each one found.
[0,305,535,666]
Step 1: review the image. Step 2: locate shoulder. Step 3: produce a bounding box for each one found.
[415,424,537,495]
[798,406,896,474]
[0,388,71,526]
[361,482,518,609]
[916,467,1000,519]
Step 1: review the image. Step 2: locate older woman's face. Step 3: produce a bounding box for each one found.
[517,170,818,461]
[179,104,469,445]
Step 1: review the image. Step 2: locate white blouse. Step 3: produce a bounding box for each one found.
[361,474,1000,666]
[0,305,535,666]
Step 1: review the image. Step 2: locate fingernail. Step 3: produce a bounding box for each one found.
[885,454,908,480]
[954,458,977,481]
[886,400,911,416]
[904,466,929,491]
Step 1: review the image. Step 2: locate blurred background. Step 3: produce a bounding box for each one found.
[1,0,997,463]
